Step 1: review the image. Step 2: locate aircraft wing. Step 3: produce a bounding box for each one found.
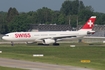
[83,36,105,39]
[53,36,77,39]
[39,35,77,40]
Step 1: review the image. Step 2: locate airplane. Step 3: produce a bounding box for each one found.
[2,16,96,45]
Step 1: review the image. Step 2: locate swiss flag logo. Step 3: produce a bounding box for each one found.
[87,20,93,27]
[81,16,96,29]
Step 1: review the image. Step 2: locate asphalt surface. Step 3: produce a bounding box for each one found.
[0,58,92,70]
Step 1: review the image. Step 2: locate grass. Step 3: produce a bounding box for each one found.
[0,66,25,70]
[0,43,105,70]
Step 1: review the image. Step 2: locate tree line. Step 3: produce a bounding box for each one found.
[0,0,105,34]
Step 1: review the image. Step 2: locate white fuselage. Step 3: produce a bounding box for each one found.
[2,31,88,42]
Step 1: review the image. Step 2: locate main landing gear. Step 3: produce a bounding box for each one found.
[53,39,60,46]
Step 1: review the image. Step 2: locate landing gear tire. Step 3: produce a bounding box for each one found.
[38,43,49,46]
[53,43,59,46]
[38,43,44,45]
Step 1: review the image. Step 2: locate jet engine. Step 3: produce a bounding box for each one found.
[42,39,55,44]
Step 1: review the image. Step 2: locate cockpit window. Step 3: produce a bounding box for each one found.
[4,35,9,36]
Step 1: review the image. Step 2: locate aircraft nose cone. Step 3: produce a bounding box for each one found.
[2,36,6,40]
[2,36,4,40]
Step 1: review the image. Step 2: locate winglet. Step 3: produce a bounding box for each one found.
[79,16,96,31]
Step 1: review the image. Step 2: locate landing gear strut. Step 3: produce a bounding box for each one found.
[11,41,14,46]
[53,39,59,46]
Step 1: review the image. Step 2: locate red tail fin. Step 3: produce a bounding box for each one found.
[80,16,96,31]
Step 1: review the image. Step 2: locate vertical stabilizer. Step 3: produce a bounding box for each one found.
[79,16,96,31]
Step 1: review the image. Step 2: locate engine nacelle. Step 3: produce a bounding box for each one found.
[42,39,55,44]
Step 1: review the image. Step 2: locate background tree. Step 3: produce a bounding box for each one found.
[60,0,84,27]
[6,7,19,23]
[60,0,72,15]
[51,11,60,24]
[35,7,52,24]
[78,1,85,11]
[57,13,66,24]
[72,0,79,15]
[8,14,30,32]
[0,11,8,34]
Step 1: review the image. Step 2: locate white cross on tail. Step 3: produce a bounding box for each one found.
[87,20,93,27]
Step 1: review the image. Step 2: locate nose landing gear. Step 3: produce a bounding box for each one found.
[11,41,14,46]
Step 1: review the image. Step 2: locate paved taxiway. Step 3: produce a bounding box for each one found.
[0,58,92,70]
